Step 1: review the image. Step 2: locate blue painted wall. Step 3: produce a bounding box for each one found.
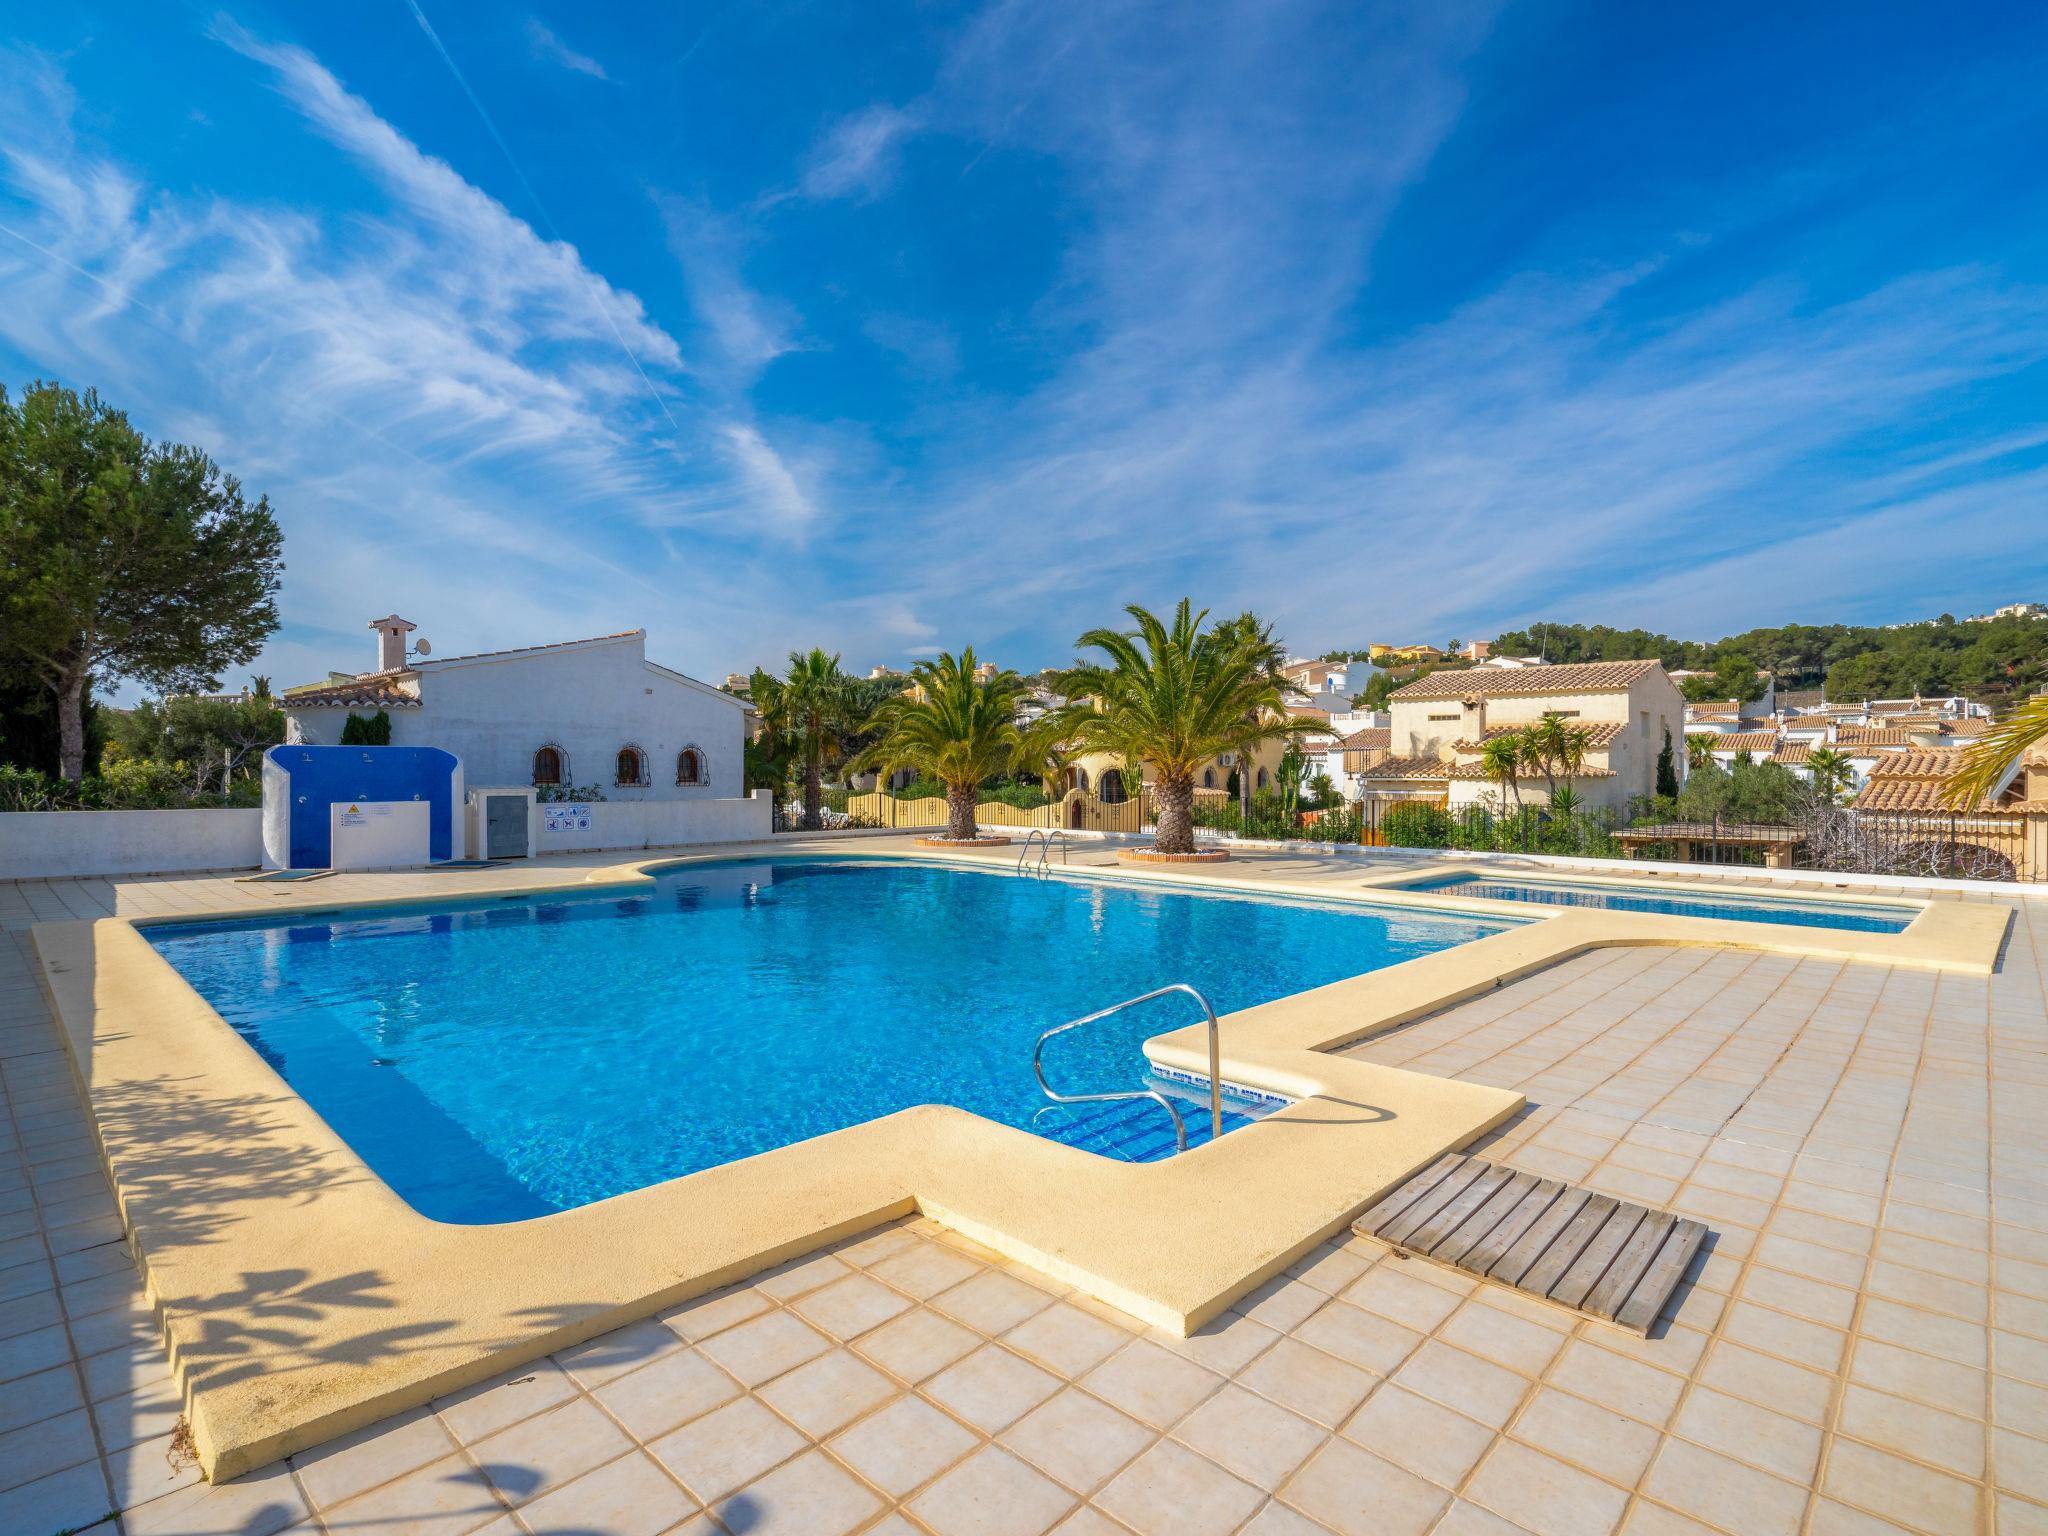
[265,745,461,868]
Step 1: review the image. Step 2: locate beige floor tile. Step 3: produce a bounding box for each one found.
[590,1343,743,1442]
[1642,1438,1808,1536]
[1002,1301,1130,1377]
[999,1387,1155,1494]
[711,1447,881,1536]
[754,1347,897,1438]
[1822,1439,1983,1534]
[909,1443,1077,1536]
[827,1393,978,1498]
[927,1343,1064,1433]
[871,1240,986,1300]
[1546,1339,1685,1426]
[1670,1385,1823,1483]
[1173,1381,1328,1491]
[1341,1265,1463,1334]
[1464,1439,1629,1536]
[551,1317,683,1388]
[787,1272,914,1340]
[1093,1438,1266,1536]
[295,1453,490,1536]
[470,1396,635,1506]
[751,1250,854,1302]
[1508,1384,1659,1486]
[1387,1340,1530,1429]
[1437,1300,1568,1378]
[1082,1338,1228,1428]
[0,1457,114,1536]
[1693,1338,1836,1425]
[1281,1437,1451,1536]
[647,1396,805,1504]
[517,1450,697,1536]
[1340,1380,1495,1489]
[1837,1384,1986,1479]
[293,1405,456,1510]
[855,1305,982,1383]
[692,1308,832,1388]
[434,1358,580,1445]
[1235,1335,1375,1429]
[661,1285,772,1343]
[1291,1298,1424,1376]
[933,1269,1059,1335]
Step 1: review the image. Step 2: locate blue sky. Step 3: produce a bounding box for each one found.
[3,2,2045,691]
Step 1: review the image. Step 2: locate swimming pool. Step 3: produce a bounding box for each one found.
[1400,872,1916,932]
[145,858,1516,1223]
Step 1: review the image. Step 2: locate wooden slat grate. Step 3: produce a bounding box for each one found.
[1352,1153,1708,1335]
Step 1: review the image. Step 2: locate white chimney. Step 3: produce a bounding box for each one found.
[369,614,416,673]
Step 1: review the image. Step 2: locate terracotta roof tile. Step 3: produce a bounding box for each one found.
[1391,659,1665,700]
[1835,725,1914,747]
[1446,761,1615,780]
[1770,743,1813,765]
[279,679,421,709]
[1704,730,1781,754]
[1359,755,1452,781]
[1450,721,1625,750]
[1852,748,2015,814]
[1339,728,1391,751]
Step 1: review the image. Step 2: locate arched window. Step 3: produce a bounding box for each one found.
[1099,769,1126,804]
[1256,767,1270,789]
[1202,768,1216,789]
[675,747,704,786]
[532,745,564,786]
[1075,766,1090,791]
[615,746,647,786]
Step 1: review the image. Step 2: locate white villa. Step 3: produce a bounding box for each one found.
[281,615,747,800]
[1358,659,1687,813]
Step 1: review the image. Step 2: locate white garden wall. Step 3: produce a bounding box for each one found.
[0,810,264,880]
[533,792,773,854]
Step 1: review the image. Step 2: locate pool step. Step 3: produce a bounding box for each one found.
[1032,1091,1249,1163]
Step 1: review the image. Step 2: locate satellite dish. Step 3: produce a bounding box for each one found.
[413,638,432,656]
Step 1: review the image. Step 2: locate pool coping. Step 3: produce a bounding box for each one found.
[28,841,2012,1482]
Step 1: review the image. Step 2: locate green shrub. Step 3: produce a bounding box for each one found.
[1381,802,1454,848]
[339,710,393,746]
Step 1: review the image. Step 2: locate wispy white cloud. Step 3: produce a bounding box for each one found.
[525,18,609,81]
[796,104,922,202]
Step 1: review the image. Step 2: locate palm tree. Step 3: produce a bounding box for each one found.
[1520,713,1593,806]
[1945,694,2048,810]
[1213,611,1289,827]
[1686,733,1716,772]
[1014,708,1079,807]
[1479,731,1526,812]
[856,649,1026,841]
[1806,745,1853,802]
[1059,600,1317,855]
[757,649,856,831]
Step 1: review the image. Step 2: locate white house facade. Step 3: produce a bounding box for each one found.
[281,617,746,802]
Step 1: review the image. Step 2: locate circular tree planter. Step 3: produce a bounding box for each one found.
[914,835,1012,848]
[1117,847,1231,865]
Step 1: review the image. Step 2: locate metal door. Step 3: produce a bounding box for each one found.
[486,795,527,858]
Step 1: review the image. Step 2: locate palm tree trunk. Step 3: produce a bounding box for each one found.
[945,783,978,841]
[1154,773,1197,855]
[803,757,823,831]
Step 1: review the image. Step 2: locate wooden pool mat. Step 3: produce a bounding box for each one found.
[1352,1152,1708,1335]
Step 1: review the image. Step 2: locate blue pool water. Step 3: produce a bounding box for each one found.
[145,858,1515,1223]
[1404,873,1915,933]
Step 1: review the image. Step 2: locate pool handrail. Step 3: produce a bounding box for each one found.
[1032,981,1224,1150]
[1017,828,1072,877]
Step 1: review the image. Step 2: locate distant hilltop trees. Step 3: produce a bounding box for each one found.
[1474,616,2047,703]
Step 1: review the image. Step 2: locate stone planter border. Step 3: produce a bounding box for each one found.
[1117,847,1231,865]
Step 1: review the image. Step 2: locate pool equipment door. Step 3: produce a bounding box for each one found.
[330,800,431,870]
[485,794,529,858]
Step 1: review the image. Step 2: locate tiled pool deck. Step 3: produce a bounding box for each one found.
[1,847,2043,1534]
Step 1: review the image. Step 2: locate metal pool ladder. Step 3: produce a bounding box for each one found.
[1017,828,1071,876]
[1032,982,1224,1152]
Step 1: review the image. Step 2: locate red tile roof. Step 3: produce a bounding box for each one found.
[1392,659,1665,700]
[1451,721,1625,751]
[279,679,421,709]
